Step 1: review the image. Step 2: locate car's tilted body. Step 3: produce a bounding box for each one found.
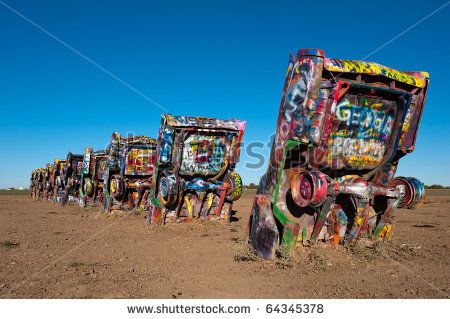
[50,159,67,203]
[43,163,54,201]
[148,114,246,224]
[59,152,84,205]
[102,133,157,212]
[30,168,45,199]
[79,147,108,207]
[249,49,429,259]
[30,169,37,198]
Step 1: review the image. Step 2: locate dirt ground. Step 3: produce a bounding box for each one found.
[0,190,449,298]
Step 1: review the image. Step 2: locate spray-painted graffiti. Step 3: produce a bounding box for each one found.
[180,135,226,175]
[148,114,246,224]
[159,127,174,163]
[82,150,92,175]
[249,48,429,260]
[326,97,397,169]
[76,161,83,176]
[165,114,241,131]
[333,100,396,139]
[102,133,157,212]
[399,94,423,150]
[78,148,108,207]
[259,53,324,196]
[96,159,107,180]
[325,59,428,88]
[125,148,156,175]
[56,152,84,206]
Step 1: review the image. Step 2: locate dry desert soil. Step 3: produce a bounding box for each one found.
[0,190,449,298]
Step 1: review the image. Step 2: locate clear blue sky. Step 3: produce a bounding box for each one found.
[0,0,449,188]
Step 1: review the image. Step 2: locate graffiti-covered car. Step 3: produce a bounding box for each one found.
[79,147,107,207]
[30,169,37,198]
[60,152,84,205]
[249,48,429,259]
[43,163,54,200]
[102,133,157,212]
[35,168,46,199]
[30,168,44,199]
[50,159,67,203]
[148,114,246,224]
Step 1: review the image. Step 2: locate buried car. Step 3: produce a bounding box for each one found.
[30,169,38,198]
[147,114,246,224]
[36,168,47,199]
[79,147,107,207]
[50,159,67,203]
[249,48,429,259]
[31,168,45,199]
[60,152,84,205]
[102,133,157,212]
[43,163,54,201]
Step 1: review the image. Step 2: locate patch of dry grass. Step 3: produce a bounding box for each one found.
[69,261,86,267]
[0,241,19,249]
[234,242,259,262]
[147,222,165,233]
[390,242,424,260]
[348,240,386,261]
[305,249,332,272]
[275,246,293,269]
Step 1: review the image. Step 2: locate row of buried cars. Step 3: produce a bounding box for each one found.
[30,49,430,259]
[30,113,246,223]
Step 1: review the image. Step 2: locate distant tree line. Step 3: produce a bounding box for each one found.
[424,184,450,189]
